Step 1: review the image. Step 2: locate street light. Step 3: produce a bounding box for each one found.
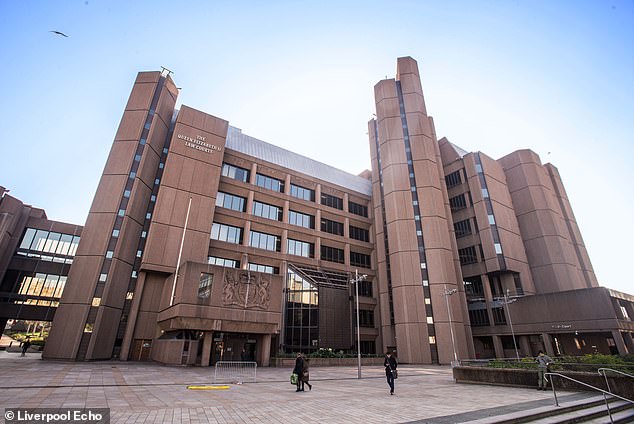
[442,284,458,366]
[350,270,367,379]
[503,289,520,361]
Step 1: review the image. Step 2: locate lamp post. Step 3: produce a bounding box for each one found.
[350,270,367,379]
[443,284,458,366]
[503,289,520,361]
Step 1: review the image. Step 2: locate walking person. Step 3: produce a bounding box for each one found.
[301,355,312,391]
[21,338,31,357]
[384,350,398,395]
[293,352,305,392]
[536,350,552,390]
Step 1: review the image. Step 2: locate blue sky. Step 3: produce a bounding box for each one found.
[0,1,632,294]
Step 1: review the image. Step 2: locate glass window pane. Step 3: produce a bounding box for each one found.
[19,228,36,250]
[32,230,49,251]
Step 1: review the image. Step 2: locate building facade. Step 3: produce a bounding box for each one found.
[1,57,632,365]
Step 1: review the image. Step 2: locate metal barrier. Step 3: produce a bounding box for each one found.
[545,372,634,424]
[214,361,257,383]
[598,367,634,397]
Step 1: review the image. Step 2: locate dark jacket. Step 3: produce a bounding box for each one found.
[293,356,304,375]
[384,355,397,376]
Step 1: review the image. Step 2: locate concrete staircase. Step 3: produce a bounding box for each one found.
[469,395,634,424]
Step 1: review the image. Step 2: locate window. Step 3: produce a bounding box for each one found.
[360,340,376,354]
[458,246,478,265]
[289,210,314,229]
[449,194,467,210]
[350,252,371,269]
[464,276,484,299]
[287,239,314,258]
[482,188,489,198]
[321,218,343,236]
[216,192,246,212]
[468,308,490,327]
[445,170,462,188]
[488,214,496,225]
[358,310,375,327]
[255,173,284,192]
[454,219,472,238]
[92,297,101,307]
[252,200,282,221]
[349,225,370,242]
[321,245,344,264]
[492,307,507,325]
[105,250,114,259]
[359,280,373,297]
[321,193,343,210]
[349,201,368,217]
[249,230,281,252]
[99,273,107,282]
[247,263,280,274]
[208,256,240,268]
[198,273,213,298]
[290,184,314,201]
[112,229,120,237]
[221,163,250,183]
[620,304,630,320]
[494,243,503,254]
[210,222,243,244]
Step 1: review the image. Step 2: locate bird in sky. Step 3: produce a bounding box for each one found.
[49,30,69,37]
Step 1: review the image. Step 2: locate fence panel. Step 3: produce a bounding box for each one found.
[214,361,257,383]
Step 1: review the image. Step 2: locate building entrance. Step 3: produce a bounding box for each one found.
[211,332,257,365]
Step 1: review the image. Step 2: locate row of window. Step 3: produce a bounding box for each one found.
[210,223,371,267]
[207,256,280,275]
[216,192,371,240]
[16,273,67,306]
[18,228,80,257]
[222,162,369,217]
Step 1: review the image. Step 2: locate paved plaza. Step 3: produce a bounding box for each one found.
[0,352,587,423]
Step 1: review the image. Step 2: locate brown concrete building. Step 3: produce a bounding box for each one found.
[1,57,632,365]
[0,186,82,332]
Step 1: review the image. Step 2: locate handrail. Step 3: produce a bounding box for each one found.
[546,372,634,424]
[598,368,634,402]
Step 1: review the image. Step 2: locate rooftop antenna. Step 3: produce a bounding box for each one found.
[160,66,174,77]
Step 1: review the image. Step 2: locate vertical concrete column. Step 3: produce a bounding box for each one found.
[249,163,258,185]
[623,332,634,354]
[519,335,531,357]
[246,191,255,215]
[260,334,272,367]
[344,217,349,238]
[281,229,288,254]
[315,184,322,204]
[284,174,291,195]
[344,243,350,266]
[315,210,321,232]
[481,275,496,326]
[611,330,628,355]
[243,221,251,248]
[315,237,321,260]
[201,331,213,366]
[283,200,289,224]
[492,335,504,359]
[343,193,349,213]
[541,333,555,356]
[241,253,249,269]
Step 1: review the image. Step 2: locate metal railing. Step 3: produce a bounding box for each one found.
[598,367,634,397]
[214,361,257,384]
[545,372,634,424]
